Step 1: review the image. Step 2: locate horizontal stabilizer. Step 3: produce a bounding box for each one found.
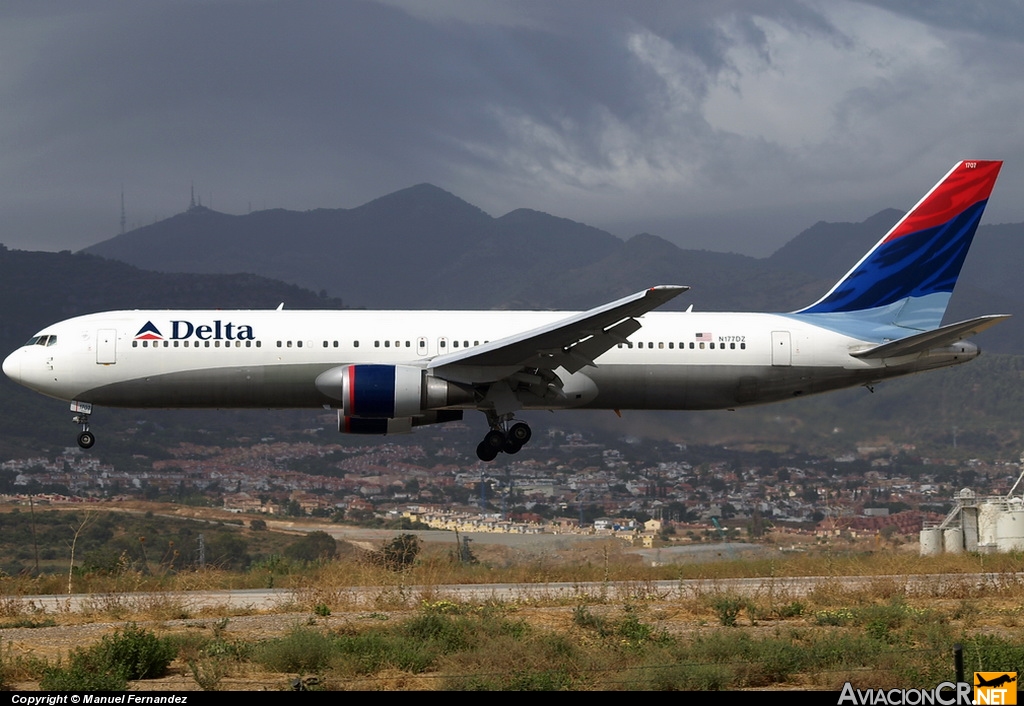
[850,314,1010,359]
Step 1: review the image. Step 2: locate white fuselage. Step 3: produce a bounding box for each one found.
[2,308,978,413]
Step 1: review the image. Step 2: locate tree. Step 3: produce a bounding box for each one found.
[284,531,338,563]
[371,534,420,571]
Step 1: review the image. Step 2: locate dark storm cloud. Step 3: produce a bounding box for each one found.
[3,1,1024,255]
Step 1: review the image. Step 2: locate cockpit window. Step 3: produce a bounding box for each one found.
[24,335,57,347]
[24,336,40,346]
[46,336,57,346]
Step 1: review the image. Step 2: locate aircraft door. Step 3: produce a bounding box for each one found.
[96,329,117,365]
[771,331,791,367]
[417,337,428,356]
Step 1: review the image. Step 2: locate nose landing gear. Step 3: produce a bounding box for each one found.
[476,415,532,462]
[71,401,95,449]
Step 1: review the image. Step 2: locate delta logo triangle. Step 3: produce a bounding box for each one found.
[134,321,164,341]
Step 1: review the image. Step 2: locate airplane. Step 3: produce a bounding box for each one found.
[975,674,1016,689]
[1,160,1009,462]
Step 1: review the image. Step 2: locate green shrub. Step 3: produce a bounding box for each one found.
[709,594,747,627]
[255,626,336,673]
[40,661,128,691]
[616,605,655,644]
[775,601,806,619]
[334,631,435,674]
[571,604,608,633]
[95,623,176,680]
[401,613,473,653]
[188,655,230,691]
[40,623,175,690]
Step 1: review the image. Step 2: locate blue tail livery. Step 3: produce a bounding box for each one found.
[797,160,1002,333]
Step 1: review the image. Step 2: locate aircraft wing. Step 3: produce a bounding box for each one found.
[427,285,688,382]
[850,314,1011,359]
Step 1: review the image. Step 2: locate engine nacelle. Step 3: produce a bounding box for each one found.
[315,364,473,418]
[338,410,464,435]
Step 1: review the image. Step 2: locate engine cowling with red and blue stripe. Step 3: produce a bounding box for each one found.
[314,364,473,434]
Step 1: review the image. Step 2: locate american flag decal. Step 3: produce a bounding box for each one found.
[695,332,712,341]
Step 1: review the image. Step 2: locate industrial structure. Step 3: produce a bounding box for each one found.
[920,470,1024,555]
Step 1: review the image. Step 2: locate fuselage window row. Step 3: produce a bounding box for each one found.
[131,340,263,348]
[615,341,746,350]
[126,337,747,353]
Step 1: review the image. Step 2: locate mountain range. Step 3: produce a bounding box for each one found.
[82,183,1022,352]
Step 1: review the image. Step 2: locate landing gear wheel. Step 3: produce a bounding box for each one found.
[476,440,499,462]
[476,429,506,462]
[483,429,506,450]
[77,431,95,449]
[503,437,523,454]
[508,422,532,445]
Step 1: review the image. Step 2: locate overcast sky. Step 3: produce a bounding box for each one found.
[3,0,1023,257]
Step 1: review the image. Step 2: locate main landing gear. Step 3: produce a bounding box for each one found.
[71,401,95,449]
[476,416,532,462]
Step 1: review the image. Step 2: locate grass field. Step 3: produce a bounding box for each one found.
[1,529,1023,691]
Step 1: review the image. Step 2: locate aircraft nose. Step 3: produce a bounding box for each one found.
[2,350,20,383]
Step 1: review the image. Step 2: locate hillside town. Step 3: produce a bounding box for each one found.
[2,419,1018,546]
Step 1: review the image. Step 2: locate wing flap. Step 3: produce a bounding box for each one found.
[850,314,1010,359]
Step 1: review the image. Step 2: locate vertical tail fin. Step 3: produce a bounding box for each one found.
[797,160,1002,331]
